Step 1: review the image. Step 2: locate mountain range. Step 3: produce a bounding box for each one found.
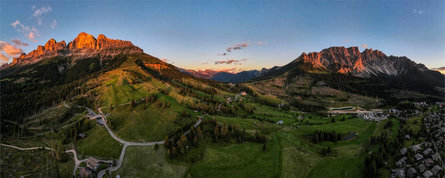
[9,32,143,66]
[184,46,443,90]
[432,67,445,74]
[2,34,443,110]
[182,69,262,83]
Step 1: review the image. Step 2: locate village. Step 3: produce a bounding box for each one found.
[391,110,445,178]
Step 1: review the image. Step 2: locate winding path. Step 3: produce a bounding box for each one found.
[1,143,88,176]
[65,149,89,175]
[3,98,204,178]
[96,103,202,178]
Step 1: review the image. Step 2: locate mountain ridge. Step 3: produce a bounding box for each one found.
[292,46,430,78]
[10,32,143,66]
[183,69,265,83]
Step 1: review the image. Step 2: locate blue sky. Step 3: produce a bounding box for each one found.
[1,0,444,71]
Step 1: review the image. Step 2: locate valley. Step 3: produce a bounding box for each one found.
[1,33,444,178]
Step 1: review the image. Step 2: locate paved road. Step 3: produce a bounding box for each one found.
[1,143,118,176]
[65,149,89,175]
[1,144,92,176]
[1,143,54,151]
[3,98,204,178]
[96,104,203,178]
[102,116,165,146]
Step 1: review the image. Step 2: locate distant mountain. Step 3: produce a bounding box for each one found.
[181,69,223,79]
[183,69,263,83]
[258,46,439,79]
[211,70,260,83]
[259,47,443,84]
[251,46,444,105]
[1,32,229,125]
[9,32,143,66]
[432,67,445,74]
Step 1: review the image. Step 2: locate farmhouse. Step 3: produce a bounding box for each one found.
[422,170,433,178]
[414,153,424,161]
[400,148,407,155]
[78,167,92,178]
[422,148,433,156]
[431,165,443,175]
[86,157,99,170]
[406,167,417,177]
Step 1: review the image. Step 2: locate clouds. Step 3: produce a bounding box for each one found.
[218,41,267,56]
[160,58,174,64]
[33,5,52,26]
[10,5,56,43]
[211,41,265,67]
[11,39,28,46]
[33,5,52,17]
[0,41,24,62]
[10,20,21,28]
[256,41,267,45]
[362,44,368,48]
[216,68,241,73]
[226,42,248,53]
[215,58,247,65]
[10,20,40,42]
[197,68,242,73]
[0,53,9,62]
[0,41,23,56]
[50,20,57,29]
[413,9,424,15]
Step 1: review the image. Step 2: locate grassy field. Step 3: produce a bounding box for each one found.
[1,146,74,178]
[174,108,376,178]
[281,146,321,178]
[107,94,198,142]
[185,138,282,178]
[403,115,422,133]
[307,156,365,178]
[75,124,123,159]
[113,146,187,178]
[97,56,166,106]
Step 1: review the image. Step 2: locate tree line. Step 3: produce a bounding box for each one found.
[312,130,342,143]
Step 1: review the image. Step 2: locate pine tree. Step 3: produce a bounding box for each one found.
[262,142,267,152]
[154,143,159,150]
[193,135,199,146]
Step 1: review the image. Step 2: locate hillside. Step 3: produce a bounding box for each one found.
[250,46,444,111]
[2,36,443,178]
[0,32,229,135]
[183,69,260,83]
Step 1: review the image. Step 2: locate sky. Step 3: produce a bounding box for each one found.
[1,0,444,72]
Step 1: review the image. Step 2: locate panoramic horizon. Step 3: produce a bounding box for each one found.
[1,0,445,72]
[1,1,444,178]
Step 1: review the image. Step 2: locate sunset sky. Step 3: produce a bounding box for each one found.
[1,0,444,72]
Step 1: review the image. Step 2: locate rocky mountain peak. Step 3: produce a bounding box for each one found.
[295,46,427,77]
[68,32,97,50]
[362,48,387,60]
[11,32,143,66]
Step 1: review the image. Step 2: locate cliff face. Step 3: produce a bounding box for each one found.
[11,32,143,65]
[295,46,427,78]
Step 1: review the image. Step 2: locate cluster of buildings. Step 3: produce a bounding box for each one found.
[226,91,247,103]
[78,157,112,178]
[86,108,105,126]
[413,102,429,108]
[78,157,100,177]
[391,111,445,178]
[357,111,388,122]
